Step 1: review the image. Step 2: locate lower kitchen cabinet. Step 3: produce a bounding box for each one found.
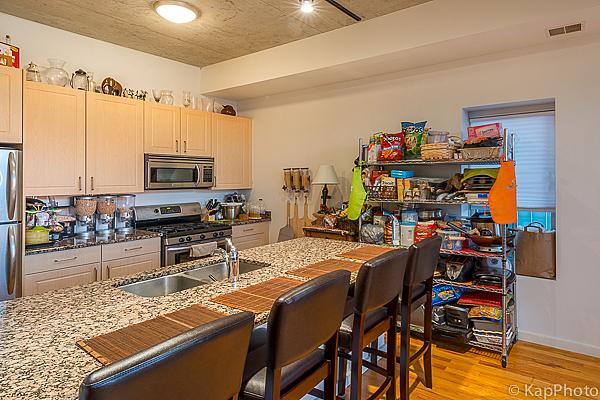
[102,252,160,280]
[232,222,269,250]
[23,238,161,296]
[23,263,101,296]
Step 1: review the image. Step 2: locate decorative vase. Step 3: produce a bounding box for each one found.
[44,58,69,87]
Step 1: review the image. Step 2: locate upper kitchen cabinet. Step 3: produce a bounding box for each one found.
[23,82,85,196]
[144,102,181,155]
[0,65,22,144]
[212,114,252,189]
[181,108,212,156]
[86,93,144,194]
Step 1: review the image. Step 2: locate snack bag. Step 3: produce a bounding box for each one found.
[378,133,405,161]
[432,284,462,307]
[401,121,427,158]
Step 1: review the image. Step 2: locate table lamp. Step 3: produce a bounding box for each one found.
[312,165,339,210]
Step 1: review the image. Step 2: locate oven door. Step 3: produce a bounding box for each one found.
[146,160,200,190]
[163,239,228,266]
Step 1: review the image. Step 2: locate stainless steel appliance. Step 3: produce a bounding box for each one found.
[145,154,214,190]
[134,202,231,266]
[0,148,23,301]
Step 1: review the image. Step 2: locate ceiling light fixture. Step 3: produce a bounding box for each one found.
[154,1,198,24]
[299,0,315,13]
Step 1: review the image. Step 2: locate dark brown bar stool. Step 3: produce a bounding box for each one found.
[398,236,442,400]
[337,249,409,400]
[79,311,255,400]
[240,270,351,400]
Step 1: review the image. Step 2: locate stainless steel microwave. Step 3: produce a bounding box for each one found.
[145,154,214,190]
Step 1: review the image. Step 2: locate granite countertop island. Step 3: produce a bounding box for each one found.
[0,238,364,400]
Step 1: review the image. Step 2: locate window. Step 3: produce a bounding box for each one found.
[468,103,556,229]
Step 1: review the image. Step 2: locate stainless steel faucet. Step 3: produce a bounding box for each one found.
[212,238,239,285]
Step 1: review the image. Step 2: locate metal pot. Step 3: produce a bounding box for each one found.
[470,212,501,236]
[222,202,242,220]
[418,208,443,221]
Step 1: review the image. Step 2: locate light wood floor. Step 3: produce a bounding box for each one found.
[352,337,600,400]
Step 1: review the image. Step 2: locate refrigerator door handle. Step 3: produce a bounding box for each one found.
[7,152,17,221]
[6,225,17,295]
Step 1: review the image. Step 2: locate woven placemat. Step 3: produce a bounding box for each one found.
[337,246,394,261]
[210,277,303,314]
[288,259,363,279]
[76,304,225,365]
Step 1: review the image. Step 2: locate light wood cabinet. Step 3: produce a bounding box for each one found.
[232,222,269,250]
[144,102,181,155]
[101,252,160,280]
[0,66,22,144]
[23,82,86,196]
[181,108,212,156]
[87,93,144,194]
[212,114,252,189]
[23,263,100,296]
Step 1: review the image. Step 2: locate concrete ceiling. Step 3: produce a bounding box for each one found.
[0,0,431,67]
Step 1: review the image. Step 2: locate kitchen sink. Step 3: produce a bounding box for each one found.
[183,260,269,283]
[119,275,204,298]
[118,260,269,297]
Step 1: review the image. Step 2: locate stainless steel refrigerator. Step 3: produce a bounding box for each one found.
[0,148,22,301]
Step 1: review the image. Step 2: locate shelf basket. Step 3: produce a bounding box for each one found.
[460,146,502,160]
[420,143,460,161]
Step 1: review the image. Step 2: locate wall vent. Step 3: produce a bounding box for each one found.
[548,23,583,37]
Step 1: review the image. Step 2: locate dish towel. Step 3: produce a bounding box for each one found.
[190,242,217,258]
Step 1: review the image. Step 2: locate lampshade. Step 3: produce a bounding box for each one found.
[312,165,339,185]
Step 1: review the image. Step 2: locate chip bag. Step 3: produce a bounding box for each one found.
[401,121,427,158]
[432,284,462,307]
[378,133,404,161]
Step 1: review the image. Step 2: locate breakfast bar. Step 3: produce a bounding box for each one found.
[0,238,365,400]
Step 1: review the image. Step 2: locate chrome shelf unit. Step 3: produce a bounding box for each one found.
[357,131,517,368]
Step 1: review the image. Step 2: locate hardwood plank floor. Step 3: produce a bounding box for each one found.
[350,336,600,399]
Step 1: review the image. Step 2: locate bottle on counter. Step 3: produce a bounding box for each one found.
[258,198,266,218]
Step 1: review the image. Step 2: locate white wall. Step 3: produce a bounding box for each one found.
[0,12,201,105]
[242,40,600,356]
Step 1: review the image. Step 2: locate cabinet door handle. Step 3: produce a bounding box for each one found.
[91,177,94,191]
[243,228,254,232]
[94,266,99,281]
[54,256,78,263]
[124,246,143,252]
[176,140,179,153]
[184,140,187,153]
[78,176,82,191]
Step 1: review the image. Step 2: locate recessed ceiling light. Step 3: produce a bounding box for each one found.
[154,1,198,24]
[300,0,315,13]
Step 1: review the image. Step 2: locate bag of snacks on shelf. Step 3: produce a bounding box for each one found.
[401,121,427,158]
[432,284,462,307]
[414,220,437,243]
[468,305,502,321]
[378,133,405,161]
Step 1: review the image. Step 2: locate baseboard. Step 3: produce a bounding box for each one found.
[518,330,600,357]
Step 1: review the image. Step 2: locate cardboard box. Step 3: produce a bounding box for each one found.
[467,123,501,139]
[0,41,20,68]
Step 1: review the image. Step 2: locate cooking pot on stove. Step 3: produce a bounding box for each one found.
[470,212,501,236]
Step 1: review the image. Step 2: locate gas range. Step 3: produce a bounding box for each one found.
[142,222,231,245]
[134,202,232,266]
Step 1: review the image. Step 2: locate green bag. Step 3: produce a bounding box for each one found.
[348,167,367,220]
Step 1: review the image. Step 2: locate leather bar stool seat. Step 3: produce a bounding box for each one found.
[240,270,351,400]
[242,349,325,399]
[338,307,387,349]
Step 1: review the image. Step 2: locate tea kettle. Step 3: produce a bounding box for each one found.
[71,69,89,90]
